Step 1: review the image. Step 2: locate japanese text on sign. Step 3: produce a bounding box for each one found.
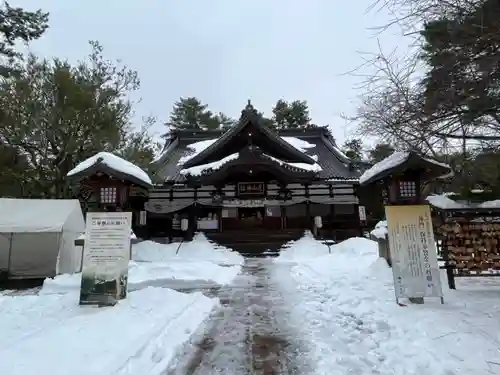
[385,205,443,300]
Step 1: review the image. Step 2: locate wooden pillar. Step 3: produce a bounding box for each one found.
[353,185,363,237]
[188,204,195,241]
[329,204,334,240]
[305,183,311,230]
[329,184,335,240]
[193,187,198,236]
[218,207,223,233]
[281,206,286,230]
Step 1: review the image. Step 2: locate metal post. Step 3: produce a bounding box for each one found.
[442,242,456,289]
[175,239,184,255]
[7,233,13,274]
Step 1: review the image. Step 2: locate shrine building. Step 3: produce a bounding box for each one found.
[68,103,364,249]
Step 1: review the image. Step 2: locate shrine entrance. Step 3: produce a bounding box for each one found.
[238,207,265,228]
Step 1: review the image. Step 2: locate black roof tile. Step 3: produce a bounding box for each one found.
[150,128,360,184]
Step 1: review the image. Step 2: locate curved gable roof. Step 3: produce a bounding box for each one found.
[182,104,316,169]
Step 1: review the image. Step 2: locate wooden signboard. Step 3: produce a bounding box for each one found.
[237,182,264,196]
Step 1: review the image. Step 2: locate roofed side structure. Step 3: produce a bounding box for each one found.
[359,151,452,186]
[67,152,152,188]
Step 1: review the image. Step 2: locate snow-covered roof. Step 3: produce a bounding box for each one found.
[155,128,359,183]
[180,153,240,176]
[67,152,152,187]
[178,136,318,167]
[180,150,323,177]
[426,194,467,209]
[360,152,409,185]
[326,177,359,183]
[178,139,218,166]
[263,153,322,172]
[359,151,451,185]
[281,136,315,153]
[426,194,500,210]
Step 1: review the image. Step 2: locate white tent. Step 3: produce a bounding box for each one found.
[0,199,85,279]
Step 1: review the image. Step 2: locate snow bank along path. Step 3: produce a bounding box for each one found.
[42,234,244,294]
[0,287,217,375]
[2,234,245,375]
[276,236,500,375]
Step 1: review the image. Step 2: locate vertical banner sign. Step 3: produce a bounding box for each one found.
[358,206,367,221]
[385,205,443,301]
[79,212,132,306]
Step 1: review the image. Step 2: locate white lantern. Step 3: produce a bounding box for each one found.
[180,218,189,231]
[314,216,323,229]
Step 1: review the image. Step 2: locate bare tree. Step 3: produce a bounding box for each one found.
[346,0,497,161]
[345,43,444,157]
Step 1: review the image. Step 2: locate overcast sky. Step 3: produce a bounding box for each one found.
[15,0,404,145]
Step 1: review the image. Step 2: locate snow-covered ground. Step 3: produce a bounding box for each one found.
[1,233,244,375]
[42,233,243,294]
[275,235,500,374]
[0,287,217,375]
[7,229,500,374]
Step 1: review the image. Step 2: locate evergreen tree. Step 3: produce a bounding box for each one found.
[271,99,312,129]
[368,143,395,163]
[218,112,237,131]
[419,0,500,141]
[168,97,209,130]
[0,41,154,198]
[167,97,235,131]
[0,3,49,77]
[342,139,364,162]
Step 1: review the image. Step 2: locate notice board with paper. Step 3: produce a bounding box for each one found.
[385,205,443,300]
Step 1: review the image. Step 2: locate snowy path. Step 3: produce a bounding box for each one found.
[166,258,311,375]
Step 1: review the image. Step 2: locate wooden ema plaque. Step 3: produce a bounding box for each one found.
[440,220,500,275]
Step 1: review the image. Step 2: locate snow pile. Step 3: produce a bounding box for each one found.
[43,234,243,294]
[426,194,467,209]
[0,287,217,375]
[275,232,377,264]
[67,152,152,186]
[41,258,240,294]
[281,235,500,374]
[370,220,388,239]
[274,231,331,263]
[132,233,244,266]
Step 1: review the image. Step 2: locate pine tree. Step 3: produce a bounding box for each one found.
[168,97,209,130]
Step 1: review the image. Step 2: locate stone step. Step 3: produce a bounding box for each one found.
[219,243,286,254]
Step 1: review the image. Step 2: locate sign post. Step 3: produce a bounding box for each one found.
[385,205,443,304]
[79,212,132,306]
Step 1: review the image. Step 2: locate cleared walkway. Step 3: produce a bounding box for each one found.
[166,257,311,375]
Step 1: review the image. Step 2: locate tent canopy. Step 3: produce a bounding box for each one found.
[0,199,86,278]
[0,198,85,233]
